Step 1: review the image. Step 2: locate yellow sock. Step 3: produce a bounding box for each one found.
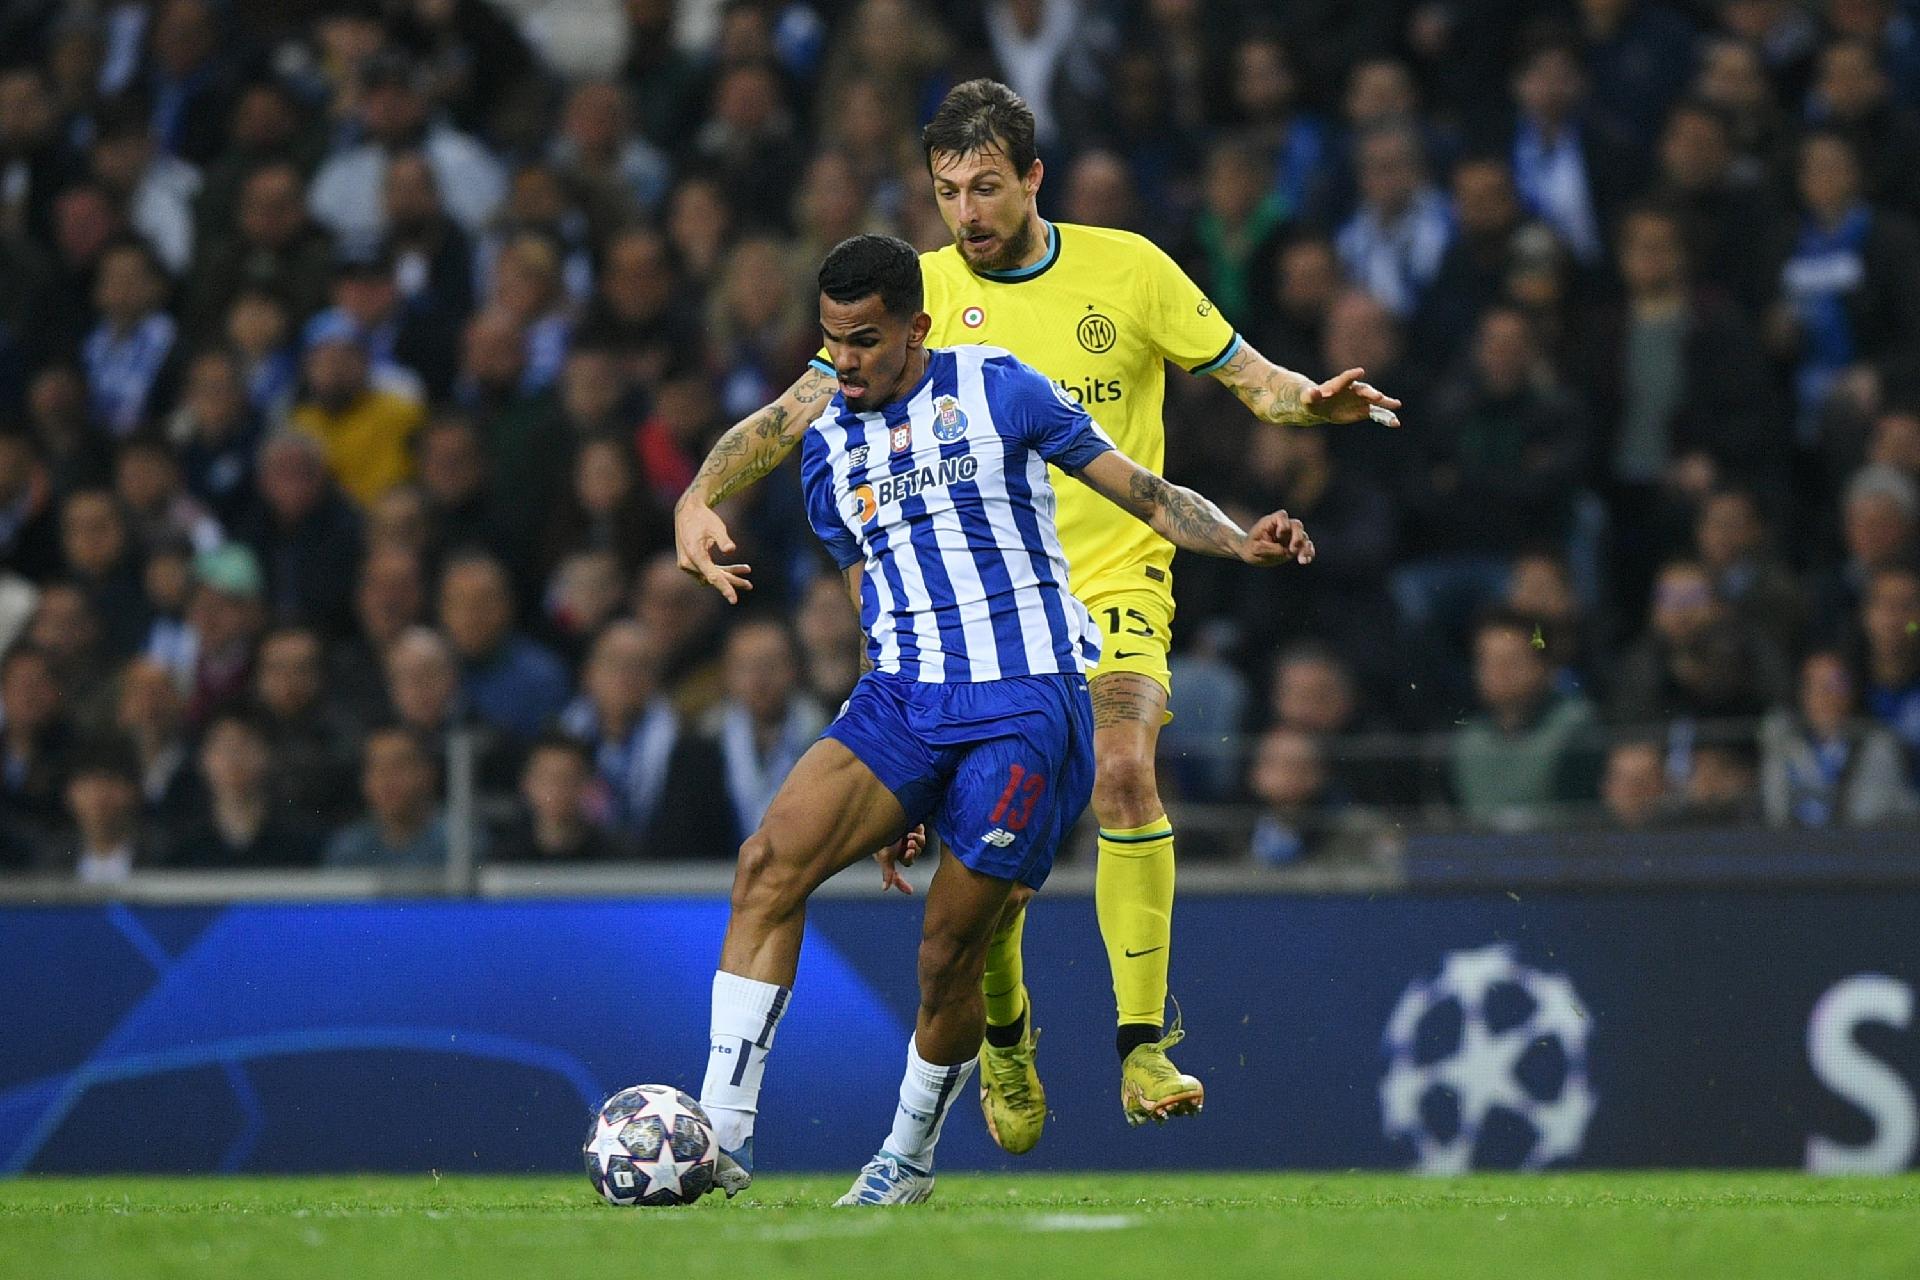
[981,903,1028,1027]
[1095,817,1175,1028]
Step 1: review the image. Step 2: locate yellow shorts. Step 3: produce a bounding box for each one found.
[1080,579,1176,698]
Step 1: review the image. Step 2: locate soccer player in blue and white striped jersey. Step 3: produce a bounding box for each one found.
[691,235,1314,1206]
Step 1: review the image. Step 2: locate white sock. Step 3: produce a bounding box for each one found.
[699,970,790,1153]
[883,1034,977,1169]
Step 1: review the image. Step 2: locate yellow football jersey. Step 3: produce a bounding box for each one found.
[815,222,1239,593]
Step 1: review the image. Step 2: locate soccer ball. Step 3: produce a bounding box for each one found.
[583,1085,718,1206]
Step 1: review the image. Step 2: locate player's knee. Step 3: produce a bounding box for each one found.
[992,888,1033,937]
[917,929,988,1011]
[1092,743,1160,824]
[730,831,805,921]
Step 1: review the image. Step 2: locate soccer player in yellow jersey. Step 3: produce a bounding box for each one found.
[675,79,1400,1151]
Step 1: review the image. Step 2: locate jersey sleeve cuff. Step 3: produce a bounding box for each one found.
[808,356,836,378]
[1189,333,1242,377]
[1054,436,1114,474]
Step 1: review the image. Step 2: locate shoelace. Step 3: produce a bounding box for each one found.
[984,1030,1039,1107]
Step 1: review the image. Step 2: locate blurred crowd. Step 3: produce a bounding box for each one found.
[2,0,1919,881]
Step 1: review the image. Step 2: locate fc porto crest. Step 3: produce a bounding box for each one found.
[932,395,969,442]
[889,422,912,454]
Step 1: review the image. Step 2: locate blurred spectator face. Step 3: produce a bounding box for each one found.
[1845,488,1917,569]
[1204,144,1270,224]
[1062,150,1137,231]
[230,83,299,152]
[1798,135,1862,218]
[1863,569,1920,663]
[54,186,121,270]
[1696,40,1770,116]
[95,245,163,326]
[184,352,246,439]
[1355,129,1426,215]
[188,579,261,654]
[1869,411,1920,474]
[929,138,1039,274]
[713,63,782,135]
[67,766,138,846]
[506,167,569,231]
[666,177,731,271]
[601,230,673,322]
[585,621,659,723]
[362,75,428,147]
[357,545,425,647]
[384,151,443,232]
[1651,563,1720,645]
[561,350,625,427]
[1514,46,1586,124]
[1345,58,1417,127]
[258,436,329,524]
[439,559,514,659]
[850,0,916,68]
[1659,106,1732,191]
[200,716,270,802]
[1687,745,1756,810]
[797,150,865,240]
[239,165,312,255]
[114,444,180,523]
[304,336,371,411]
[1275,237,1339,321]
[1233,38,1297,122]
[1474,623,1550,718]
[462,311,528,391]
[1508,554,1577,624]
[369,487,430,555]
[1619,211,1687,296]
[116,657,183,740]
[548,550,624,637]
[523,742,590,828]
[1322,290,1400,373]
[1696,491,1766,569]
[1800,652,1856,737]
[562,81,628,158]
[650,374,717,445]
[1452,160,1518,237]
[386,628,458,728]
[1816,40,1886,120]
[1602,742,1666,829]
[796,574,860,658]
[362,729,436,828]
[634,552,717,657]
[1249,728,1326,810]
[26,585,98,666]
[0,649,60,736]
[61,492,128,577]
[227,291,289,359]
[724,623,798,723]
[91,127,154,199]
[419,419,487,507]
[833,80,902,159]
[144,547,192,615]
[574,437,633,514]
[1472,309,1535,395]
[256,629,324,718]
[721,238,793,333]
[154,0,217,77]
[1273,653,1355,734]
[0,69,52,149]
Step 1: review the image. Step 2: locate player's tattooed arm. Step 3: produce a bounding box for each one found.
[1209,341,1402,429]
[1075,451,1314,565]
[675,366,836,602]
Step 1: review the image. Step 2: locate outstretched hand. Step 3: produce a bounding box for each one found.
[1302,367,1401,428]
[875,825,926,895]
[674,500,753,604]
[1243,510,1315,566]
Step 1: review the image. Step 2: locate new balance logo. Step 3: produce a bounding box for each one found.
[982,829,1016,848]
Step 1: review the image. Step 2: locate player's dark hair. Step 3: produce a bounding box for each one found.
[818,235,923,320]
[922,78,1038,177]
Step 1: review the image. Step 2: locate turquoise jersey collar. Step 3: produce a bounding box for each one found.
[975,221,1060,282]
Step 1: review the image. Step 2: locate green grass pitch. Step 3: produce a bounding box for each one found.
[3,1173,1917,1280]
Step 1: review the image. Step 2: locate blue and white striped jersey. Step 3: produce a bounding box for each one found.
[799,345,1115,683]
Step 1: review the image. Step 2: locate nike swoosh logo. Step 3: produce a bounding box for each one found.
[1123,946,1164,958]
[1113,650,1145,659]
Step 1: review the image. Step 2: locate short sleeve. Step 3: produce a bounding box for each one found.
[798,428,863,570]
[986,354,1115,473]
[1137,237,1241,374]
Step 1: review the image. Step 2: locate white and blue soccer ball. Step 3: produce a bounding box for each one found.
[583,1085,718,1206]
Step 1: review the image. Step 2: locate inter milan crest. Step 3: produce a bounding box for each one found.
[1077,310,1117,353]
[890,422,912,454]
[932,395,969,442]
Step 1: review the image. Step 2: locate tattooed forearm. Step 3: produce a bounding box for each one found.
[683,405,793,507]
[1124,468,1249,559]
[1215,344,1319,425]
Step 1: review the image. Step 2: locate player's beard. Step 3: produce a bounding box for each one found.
[958,216,1037,273]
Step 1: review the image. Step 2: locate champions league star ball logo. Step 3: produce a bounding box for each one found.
[1379,944,1596,1173]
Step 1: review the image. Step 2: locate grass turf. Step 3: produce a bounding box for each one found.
[2,1173,1917,1280]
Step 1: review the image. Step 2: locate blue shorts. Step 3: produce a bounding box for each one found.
[824,671,1096,889]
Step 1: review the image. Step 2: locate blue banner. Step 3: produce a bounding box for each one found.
[2,893,1916,1174]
